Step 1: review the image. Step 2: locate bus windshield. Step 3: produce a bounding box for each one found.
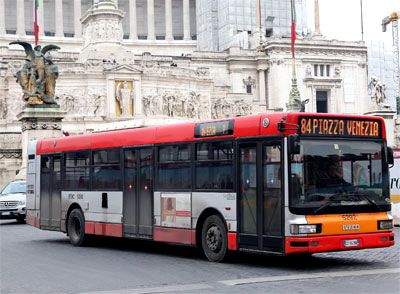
[289,139,391,214]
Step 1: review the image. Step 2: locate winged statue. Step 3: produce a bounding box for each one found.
[9,41,60,105]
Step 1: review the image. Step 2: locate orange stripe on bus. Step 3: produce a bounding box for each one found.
[306,212,389,236]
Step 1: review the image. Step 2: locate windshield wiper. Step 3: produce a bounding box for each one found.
[354,192,382,212]
[313,197,342,213]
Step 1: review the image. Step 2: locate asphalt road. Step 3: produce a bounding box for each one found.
[1,220,399,294]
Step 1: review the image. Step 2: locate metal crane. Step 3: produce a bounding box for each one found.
[382,11,399,109]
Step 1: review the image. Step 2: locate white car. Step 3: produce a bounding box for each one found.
[0,180,26,222]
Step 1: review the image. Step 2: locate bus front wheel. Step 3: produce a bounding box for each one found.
[201,215,227,262]
[67,208,87,246]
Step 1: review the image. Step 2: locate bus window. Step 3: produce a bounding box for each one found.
[157,145,191,190]
[195,141,233,190]
[64,152,90,190]
[92,149,122,190]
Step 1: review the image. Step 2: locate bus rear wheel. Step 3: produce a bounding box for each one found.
[201,215,227,262]
[67,208,87,246]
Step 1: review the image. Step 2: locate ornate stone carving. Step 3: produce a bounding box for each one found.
[211,98,252,119]
[0,150,22,160]
[305,64,312,77]
[334,65,341,77]
[115,80,134,117]
[142,91,209,119]
[368,76,389,107]
[57,89,106,117]
[9,42,60,105]
[21,121,61,131]
[243,76,256,90]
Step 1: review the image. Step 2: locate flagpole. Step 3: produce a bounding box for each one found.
[360,0,364,41]
[287,0,302,112]
[34,0,39,45]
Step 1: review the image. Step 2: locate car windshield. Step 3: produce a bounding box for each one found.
[1,181,26,195]
[289,139,390,214]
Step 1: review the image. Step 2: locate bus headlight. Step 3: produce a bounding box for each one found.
[18,200,25,205]
[378,220,393,230]
[290,224,321,234]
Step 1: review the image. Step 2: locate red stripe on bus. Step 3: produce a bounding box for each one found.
[227,232,237,251]
[175,211,191,217]
[285,232,394,254]
[85,222,123,237]
[153,226,195,245]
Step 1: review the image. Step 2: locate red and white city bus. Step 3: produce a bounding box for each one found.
[26,112,395,262]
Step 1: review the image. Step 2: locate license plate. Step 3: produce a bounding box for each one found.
[343,239,360,247]
[1,212,11,216]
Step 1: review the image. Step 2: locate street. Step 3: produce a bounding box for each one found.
[1,220,399,294]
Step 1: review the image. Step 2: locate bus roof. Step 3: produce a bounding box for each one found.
[36,112,386,155]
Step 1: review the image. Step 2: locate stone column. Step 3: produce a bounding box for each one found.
[17,106,66,180]
[165,0,173,41]
[16,0,25,36]
[258,70,265,102]
[74,0,82,37]
[183,0,190,40]
[38,0,44,37]
[55,0,64,37]
[129,0,137,40]
[0,0,5,35]
[147,0,155,40]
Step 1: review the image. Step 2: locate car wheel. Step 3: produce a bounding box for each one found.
[16,215,26,223]
[67,208,88,246]
[201,215,227,262]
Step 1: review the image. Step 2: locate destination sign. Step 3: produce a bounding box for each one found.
[299,117,381,138]
[195,120,234,138]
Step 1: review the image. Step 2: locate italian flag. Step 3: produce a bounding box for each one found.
[290,0,296,58]
[34,0,39,45]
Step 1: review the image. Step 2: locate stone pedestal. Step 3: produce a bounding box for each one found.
[16,105,66,179]
[364,108,396,147]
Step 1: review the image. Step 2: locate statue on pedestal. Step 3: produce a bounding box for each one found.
[10,42,60,106]
[368,76,391,109]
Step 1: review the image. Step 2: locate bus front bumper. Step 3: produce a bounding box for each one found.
[285,232,394,254]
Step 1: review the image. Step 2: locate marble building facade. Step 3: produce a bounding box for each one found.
[0,0,374,187]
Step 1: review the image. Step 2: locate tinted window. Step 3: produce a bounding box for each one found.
[65,152,89,167]
[93,149,120,165]
[64,152,90,190]
[195,141,233,190]
[92,149,122,190]
[195,161,233,190]
[158,162,191,189]
[196,141,233,160]
[157,145,191,190]
[64,167,90,190]
[92,166,122,190]
[159,145,190,162]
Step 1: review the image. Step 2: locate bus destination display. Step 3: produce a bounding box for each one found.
[299,117,381,138]
[195,120,234,138]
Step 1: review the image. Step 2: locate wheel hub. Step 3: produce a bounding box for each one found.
[206,225,222,252]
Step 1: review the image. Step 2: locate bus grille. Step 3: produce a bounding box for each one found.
[0,201,19,209]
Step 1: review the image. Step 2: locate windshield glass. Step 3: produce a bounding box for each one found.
[290,139,390,214]
[1,181,26,195]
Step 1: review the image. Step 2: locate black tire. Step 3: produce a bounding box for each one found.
[201,215,227,262]
[67,208,87,246]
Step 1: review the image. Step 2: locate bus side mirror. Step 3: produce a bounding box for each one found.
[387,147,394,166]
[288,135,300,155]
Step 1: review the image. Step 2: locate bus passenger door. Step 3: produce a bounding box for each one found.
[123,149,137,235]
[123,148,153,238]
[238,140,284,253]
[40,155,62,229]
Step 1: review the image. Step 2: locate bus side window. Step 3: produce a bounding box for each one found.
[195,141,234,190]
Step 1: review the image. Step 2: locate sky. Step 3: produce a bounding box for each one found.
[305,0,399,47]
